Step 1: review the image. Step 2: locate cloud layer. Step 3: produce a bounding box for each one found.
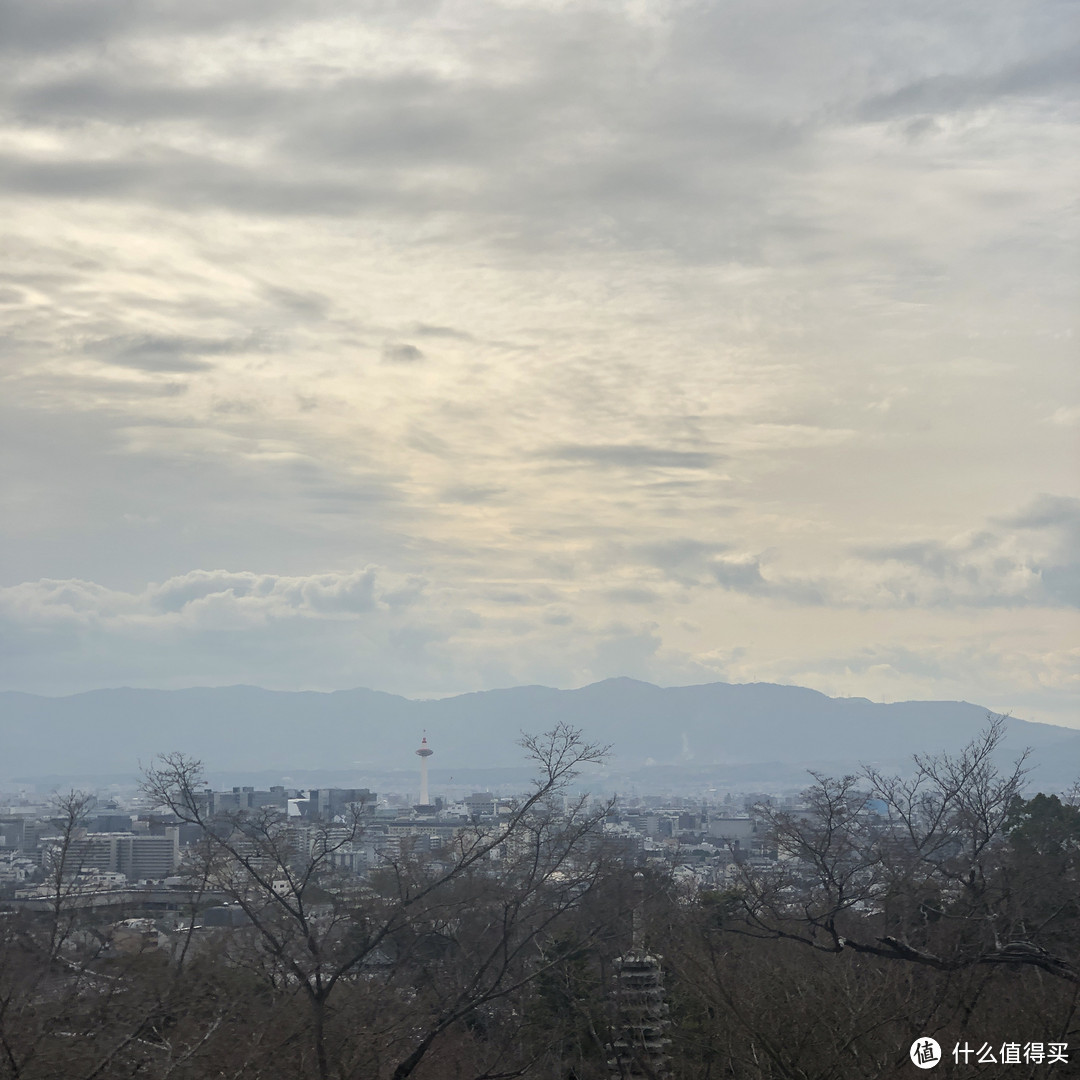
[0,0,1076,725]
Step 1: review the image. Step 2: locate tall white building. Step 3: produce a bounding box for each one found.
[43,829,180,882]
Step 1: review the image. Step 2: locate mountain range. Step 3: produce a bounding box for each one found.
[2,678,1078,793]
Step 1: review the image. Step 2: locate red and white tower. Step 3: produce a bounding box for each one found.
[416,734,433,806]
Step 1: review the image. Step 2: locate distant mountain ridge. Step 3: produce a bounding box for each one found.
[2,678,1078,790]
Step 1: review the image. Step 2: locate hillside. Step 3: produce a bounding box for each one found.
[2,678,1077,790]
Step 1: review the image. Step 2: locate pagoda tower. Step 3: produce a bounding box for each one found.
[609,874,671,1078]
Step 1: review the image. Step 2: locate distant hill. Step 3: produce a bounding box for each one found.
[2,678,1078,791]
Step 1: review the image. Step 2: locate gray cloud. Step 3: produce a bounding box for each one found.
[0,7,841,258]
[382,342,425,364]
[485,589,535,605]
[601,500,1080,611]
[1041,564,1080,608]
[589,539,829,605]
[856,541,975,580]
[439,484,504,505]
[261,285,331,319]
[855,498,1080,609]
[635,539,733,571]
[10,74,288,129]
[282,458,402,511]
[302,484,398,512]
[603,587,661,605]
[0,0,146,55]
[0,0,356,56]
[1004,495,1080,609]
[0,151,385,217]
[710,556,769,592]
[19,372,192,397]
[549,444,721,470]
[279,76,525,167]
[998,494,1080,534]
[709,557,827,606]
[412,323,474,341]
[2,0,1070,273]
[857,49,1080,122]
[612,539,736,588]
[82,333,240,373]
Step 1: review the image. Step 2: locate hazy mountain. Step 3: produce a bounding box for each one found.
[3,678,1078,791]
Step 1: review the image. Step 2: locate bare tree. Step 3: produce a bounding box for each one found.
[0,790,171,1080]
[142,724,614,1080]
[39,789,97,962]
[725,715,1080,983]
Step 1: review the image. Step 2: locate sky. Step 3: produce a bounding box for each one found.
[1,0,1077,726]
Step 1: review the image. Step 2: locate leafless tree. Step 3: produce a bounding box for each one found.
[726,715,1079,983]
[142,724,614,1080]
[0,790,166,1080]
[39,789,97,962]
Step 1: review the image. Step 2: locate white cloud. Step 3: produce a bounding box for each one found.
[1048,405,1080,426]
[1,568,386,628]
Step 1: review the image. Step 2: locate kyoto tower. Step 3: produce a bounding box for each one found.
[416,734,433,806]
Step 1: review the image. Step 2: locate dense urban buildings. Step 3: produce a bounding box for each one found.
[2,720,1077,1078]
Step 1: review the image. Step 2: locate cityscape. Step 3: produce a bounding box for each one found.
[2,714,1077,1077]
[0,732,791,913]
[1,0,1076,1075]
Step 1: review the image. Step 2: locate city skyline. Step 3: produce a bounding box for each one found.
[1,1,1077,726]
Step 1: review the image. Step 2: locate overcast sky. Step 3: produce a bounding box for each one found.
[1,0,1077,724]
